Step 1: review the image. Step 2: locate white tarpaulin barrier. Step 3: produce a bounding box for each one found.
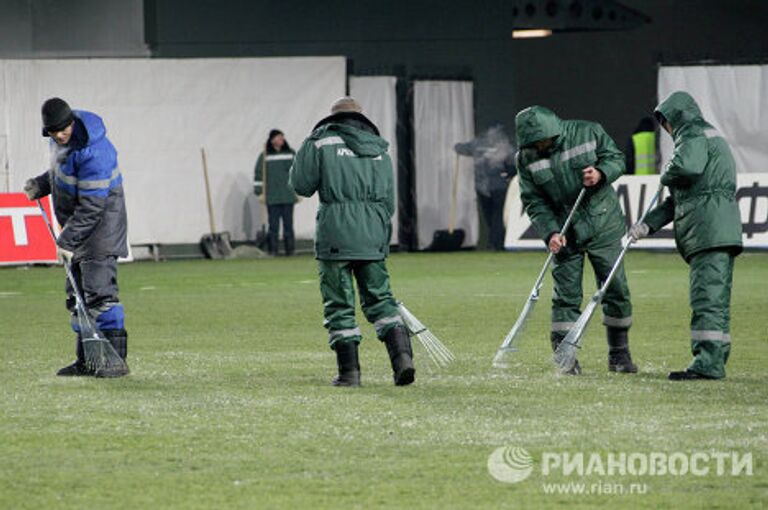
[0,57,346,244]
[504,174,768,250]
[349,76,399,243]
[658,65,768,174]
[413,80,477,250]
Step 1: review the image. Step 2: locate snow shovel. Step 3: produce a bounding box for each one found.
[199,148,233,259]
[428,152,465,251]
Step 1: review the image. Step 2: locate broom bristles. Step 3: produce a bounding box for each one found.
[398,302,455,368]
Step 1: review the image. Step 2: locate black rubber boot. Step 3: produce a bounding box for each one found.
[383,325,415,386]
[103,329,128,360]
[284,234,295,256]
[94,329,130,378]
[56,335,93,376]
[607,327,638,373]
[331,340,361,387]
[551,332,581,375]
[668,370,718,381]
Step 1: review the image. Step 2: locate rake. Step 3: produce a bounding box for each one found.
[37,200,129,377]
[398,302,455,368]
[492,188,587,368]
[553,183,664,373]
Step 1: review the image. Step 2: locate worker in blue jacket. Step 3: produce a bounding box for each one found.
[25,98,129,377]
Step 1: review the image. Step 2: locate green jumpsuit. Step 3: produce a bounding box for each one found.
[289,113,401,348]
[515,106,633,359]
[645,91,743,379]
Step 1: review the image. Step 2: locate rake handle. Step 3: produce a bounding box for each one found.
[36,199,92,328]
[595,183,663,299]
[201,148,217,234]
[494,188,587,356]
[532,188,587,293]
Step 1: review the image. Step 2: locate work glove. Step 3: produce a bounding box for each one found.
[57,246,74,264]
[628,222,650,241]
[24,179,41,200]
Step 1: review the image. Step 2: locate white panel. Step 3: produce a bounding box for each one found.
[349,76,399,244]
[413,81,477,250]
[658,65,768,174]
[0,57,346,244]
[504,174,768,249]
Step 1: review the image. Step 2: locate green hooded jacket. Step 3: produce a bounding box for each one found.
[515,106,627,246]
[645,91,743,262]
[254,148,297,205]
[289,113,394,261]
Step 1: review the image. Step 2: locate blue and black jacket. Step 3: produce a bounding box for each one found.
[33,110,128,259]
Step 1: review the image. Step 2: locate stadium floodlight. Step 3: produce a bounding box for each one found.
[512,29,553,39]
[492,188,587,369]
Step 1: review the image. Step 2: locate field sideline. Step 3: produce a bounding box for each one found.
[1,251,766,509]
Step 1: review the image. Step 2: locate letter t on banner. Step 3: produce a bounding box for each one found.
[0,194,58,265]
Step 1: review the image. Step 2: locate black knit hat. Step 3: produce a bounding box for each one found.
[41,97,74,136]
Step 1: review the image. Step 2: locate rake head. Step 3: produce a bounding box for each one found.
[398,302,455,368]
[492,297,537,369]
[552,336,581,374]
[78,314,129,378]
[552,298,598,373]
[82,334,130,377]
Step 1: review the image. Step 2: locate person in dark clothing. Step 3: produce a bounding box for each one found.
[254,129,297,255]
[454,125,516,250]
[24,97,129,377]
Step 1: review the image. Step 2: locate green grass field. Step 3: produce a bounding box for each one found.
[1,251,766,509]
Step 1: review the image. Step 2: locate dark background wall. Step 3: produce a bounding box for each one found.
[144,0,768,146]
[0,0,147,57]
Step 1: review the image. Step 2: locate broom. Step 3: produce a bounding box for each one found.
[398,302,455,368]
[37,200,129,378]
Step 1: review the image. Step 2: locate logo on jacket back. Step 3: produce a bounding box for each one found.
[336,147,383,160]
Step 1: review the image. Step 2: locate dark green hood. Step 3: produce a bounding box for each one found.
[332,123,388,157]
[655,91,712,137]
[313,112,388,157]
[515,106,563,147]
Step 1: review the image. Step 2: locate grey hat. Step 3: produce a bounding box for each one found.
[331,96,363,114]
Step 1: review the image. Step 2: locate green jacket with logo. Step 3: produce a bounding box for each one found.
[645,91,743,262]
[289,113,394,261]
[254,148,297,205]
[515,106,627,246]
